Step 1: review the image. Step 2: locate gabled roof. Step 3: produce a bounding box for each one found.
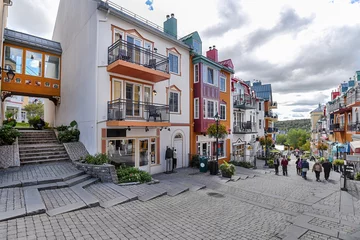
[179,31,202,43]
[310,104,324,113]
[251,83,272,101]
[4,28,62,55]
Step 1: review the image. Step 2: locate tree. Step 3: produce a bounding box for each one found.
[286,129,310,149]
[23,102,44,118]
[301,141,311,151]
[275,134,287,145]
[259,136,273,158]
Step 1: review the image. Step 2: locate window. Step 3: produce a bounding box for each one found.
[203,99,207,118]
[4,46,22,73]
[220,76,226,92]
[194,64,199,83]
[45,55,60,79]
[25,51,42,77]
[114,29,124,42]
[207,68,214,84]
[194,98,199,119]
[220,104,226,120]
[259,102,262,111]
[193,40,200,54]
[169,91,180,113]
[150,138,157,165]
[169,53,179,74]
[259,120,262,129]
[107,139,136,167]
[212,141,225,158]
[206,100,218,119]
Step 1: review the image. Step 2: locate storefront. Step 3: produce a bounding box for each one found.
[195,135,229,160]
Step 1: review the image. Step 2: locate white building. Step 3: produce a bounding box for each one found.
[50,0,190,174]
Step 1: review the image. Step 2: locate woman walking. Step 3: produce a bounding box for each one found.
[296,157,301,175]
[312,161,322,182]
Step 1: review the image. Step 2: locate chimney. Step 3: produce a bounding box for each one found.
[206,45,218,62]
[164,13,177,39]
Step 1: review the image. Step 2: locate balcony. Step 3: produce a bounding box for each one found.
[264,111,278,121]
[233,121,257,134]
[346,87,360,106]
[330,123,345,132]
[107,39,170,83]
[107,99,170,127]
[269,101,278,109]
[347,122,360,132]
[233,94,256,109]
[266,127,278,133]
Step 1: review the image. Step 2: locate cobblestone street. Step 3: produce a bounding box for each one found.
[1,157,360,239]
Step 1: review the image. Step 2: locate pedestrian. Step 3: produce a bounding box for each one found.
[296,157,301,175]
[322,159,332,180]
[281,155,288,176]
[301,159,309,180]
[312,161,322,182]
[274,155,280,175]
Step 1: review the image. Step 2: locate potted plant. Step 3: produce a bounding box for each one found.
[219,161,235,178]
[206,123,228,175]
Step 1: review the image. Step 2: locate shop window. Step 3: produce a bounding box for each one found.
[107,139,135,166]
[212,141,225,158]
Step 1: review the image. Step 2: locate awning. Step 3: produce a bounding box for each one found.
[350,141,360,152]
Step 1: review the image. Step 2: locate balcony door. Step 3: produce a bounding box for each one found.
[127,36,142,64]
[126,83,141,117]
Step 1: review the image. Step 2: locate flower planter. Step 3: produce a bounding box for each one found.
[221,171,232,178]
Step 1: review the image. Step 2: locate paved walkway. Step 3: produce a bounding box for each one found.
[0,156,359,239]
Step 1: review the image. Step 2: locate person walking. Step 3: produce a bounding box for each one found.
[301,159,309,180]
[296,157,301,175]
[322,159,332,180]
[312,161,323,182]
[274,155,280,175]
[281,155,288,176]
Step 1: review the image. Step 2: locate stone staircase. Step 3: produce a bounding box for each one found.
[18,130,70,164]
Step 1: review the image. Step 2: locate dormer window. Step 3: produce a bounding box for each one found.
[193,40,200,54]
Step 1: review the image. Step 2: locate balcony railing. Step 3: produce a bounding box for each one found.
[108,39,169,73]
[330,123,345,132]
[346,87,360,106]
[264,111,278,119]
[233,121,256,133]
[270,101,277,108]
[266,127,278,133]
[233,94,256,109]
[107,99,170,122]
[347,122,360,132]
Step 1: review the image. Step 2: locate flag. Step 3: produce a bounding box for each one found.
[145,0,154,10]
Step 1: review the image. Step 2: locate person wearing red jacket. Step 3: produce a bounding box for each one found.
[281,156,288,176]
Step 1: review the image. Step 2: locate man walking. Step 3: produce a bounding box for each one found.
[301,159,309,180]
[322,159,332,180]
[281,155,288,176]
[274,155,280,175]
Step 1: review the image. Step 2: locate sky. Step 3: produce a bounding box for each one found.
[6,0,360,121]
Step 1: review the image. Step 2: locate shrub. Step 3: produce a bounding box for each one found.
[334,159,344,166]
[268,159,274,168]
[80,153,109,165]
[219,161,236,177]
[117,166,152,183]
[0,125,21,146]
[319,157,325,164]
[355,172,360,181]
[28,116,41,127]
[190,155,200,168]
[3,118,16,127]
[230,161,253,168]
[57,121,80,143]
[57,125,69,131]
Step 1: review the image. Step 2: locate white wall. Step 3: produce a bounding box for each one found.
[52,0,99,153]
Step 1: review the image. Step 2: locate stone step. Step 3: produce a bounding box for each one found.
[85,183,131,208]
[171,179,206,192]
[20,158,70,165]
[19,138,57,141]
[18,140,59,145]
[65,174,92,187]
[122,184,167,202]
[104,183,138,201]
[20,150,67,157]
[155,182,189,197]
[20,153,69,161]
[24,187,46,215]
[19,144,64,150]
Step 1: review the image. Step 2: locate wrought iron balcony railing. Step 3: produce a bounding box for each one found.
[107,99,170,122]
[330,123,345,132]
[347,122,360,132]
[233,94,256,109]
[346,87,360,106]
[264,111,278,119]
[108,39,169,73]
[266,127,278,133]
[233,121,256,133]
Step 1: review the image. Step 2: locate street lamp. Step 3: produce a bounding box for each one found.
[0,67,15,81]
[211,112,220,175]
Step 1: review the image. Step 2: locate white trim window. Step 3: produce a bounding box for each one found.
[220,76,226,92]
[194,98,199,119]
[169,52,179,74]
[169,91,180,113]
[114,29,124,42]
[220,104,226,120]
[206,100,218,119]
[203,99,207,118]
[194,64,199,83]
[112,79,123,100]
[207,67,214,85]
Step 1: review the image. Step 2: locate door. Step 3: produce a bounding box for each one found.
[173,134,184,168]
[127,36,142,64]
[139,139,149,171]
[125,83,141,117]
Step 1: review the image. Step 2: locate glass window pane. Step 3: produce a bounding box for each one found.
[25,51,42,76]
[169,53,179,74]
[4,46,22,73]
[107,139,135,167]
[45,55,60,79]
[113,81,122,100]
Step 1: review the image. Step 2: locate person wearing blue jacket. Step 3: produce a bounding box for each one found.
[301,159,310,180]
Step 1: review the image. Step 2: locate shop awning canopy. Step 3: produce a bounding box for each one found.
[350,141,360,152]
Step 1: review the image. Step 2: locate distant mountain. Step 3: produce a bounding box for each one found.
[275,119,311,132]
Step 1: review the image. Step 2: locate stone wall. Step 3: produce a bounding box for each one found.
[63,142,89,161]
[74,162,118,183]
[0,141,20,169]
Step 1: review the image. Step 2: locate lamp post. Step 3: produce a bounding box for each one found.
[0,67,15,81]
[211,113,220,175]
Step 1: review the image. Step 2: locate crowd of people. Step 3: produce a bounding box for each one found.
[272,154,333,181]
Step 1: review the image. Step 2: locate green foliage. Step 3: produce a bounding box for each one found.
[260,136,273,146]
[190,155,200,168]
[15,122,30,128]
[333,159,344,166]
[268,159,274,168]
[275,119,311,132]
[80,153,109,165]
[275,134,287,145]
[28,116,41,127]
[219,161,236,176]
[70,120,78,128]
[300,141,311,151]
[117,166,152,183]
[319,157,325,164]
[207,123,228,139]
[355,172,360,181]
[23,102,44,118]
[5,111,15,119]
[57,121,80,143]
[0,125,21,146]
[285,129,310,149]
[3,118,16,127]
[56,125,69,131]
[230,161,253,168]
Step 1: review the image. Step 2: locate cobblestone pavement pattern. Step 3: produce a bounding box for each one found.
[1,155,359,239]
